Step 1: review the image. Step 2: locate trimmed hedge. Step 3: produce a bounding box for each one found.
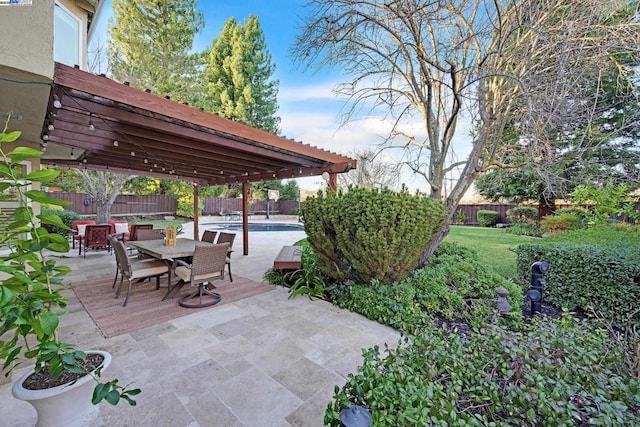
[477,209,499,227]
[326,316,640,426]
[302,187,447,283]
[507,206,538,223]
[39,207,80,238]
[517,235,640,328]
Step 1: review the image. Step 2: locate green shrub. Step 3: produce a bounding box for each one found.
[505,222,543,237]
[302,186,447,284]
[325,315,640,426]
[477,209,499,227]
[555,207,590,223]
[40,207,82,238]
[506,206,538,223]
[517,231,640,328]
[546,224,640,245]
[288,207,301,216]
[264,240,333,300]
[327,242,523,332]
[540,213,583,234]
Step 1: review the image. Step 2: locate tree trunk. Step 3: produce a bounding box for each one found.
[95,202,110,224]
[538,192,556,219]
[419,220,451,266]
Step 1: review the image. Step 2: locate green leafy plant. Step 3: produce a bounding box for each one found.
[302,186,447,284]
[572,180,640,223]
[455,209,466,224]
[540,212,584,234]
[505,222,543,237]
[39,206,82,238]
[0,123,139,405]
[285,243,330,300]
[327,242,523,333]
[325,315,640,426]
[477,209,500,227]
[506,206,538,224]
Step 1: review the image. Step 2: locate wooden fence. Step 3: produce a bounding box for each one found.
[52,192,637,223]
[47,193,177,217]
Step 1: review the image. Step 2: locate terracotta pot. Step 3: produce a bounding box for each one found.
[12,350,111,427]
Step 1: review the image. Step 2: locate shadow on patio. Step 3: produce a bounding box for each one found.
[0,224,400,426]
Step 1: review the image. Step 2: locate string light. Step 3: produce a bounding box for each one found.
[42,134,49,141]
[47,124,54,131]
[113,140,119,147]
[52,94,62,109]
[70,148,75,159]
[144,158,148,164]
[130,151,135,157]
[88,113,95,131]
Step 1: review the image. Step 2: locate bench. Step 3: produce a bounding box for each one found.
[273,245,302,270]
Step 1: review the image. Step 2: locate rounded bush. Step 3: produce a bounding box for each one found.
[302,187,447,284]
[507,206,538,224]
[477,209,499,227]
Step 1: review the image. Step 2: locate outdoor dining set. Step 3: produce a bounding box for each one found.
[71,220,236,309]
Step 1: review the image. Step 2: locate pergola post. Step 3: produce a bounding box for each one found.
[193,183,199,241]
[242,181,250,255]
[328,173,337,191]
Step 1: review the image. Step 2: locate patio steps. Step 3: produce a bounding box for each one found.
[273,245,302,270]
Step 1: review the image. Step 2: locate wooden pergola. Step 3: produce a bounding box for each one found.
[41,63,356,254]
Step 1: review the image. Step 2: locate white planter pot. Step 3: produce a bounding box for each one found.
[12,350,111,427]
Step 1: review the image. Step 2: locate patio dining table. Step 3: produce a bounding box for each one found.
[126,238,212,260]
[126,238,215,300]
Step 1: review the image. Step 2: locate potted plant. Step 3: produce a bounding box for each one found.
[0,121,139,426]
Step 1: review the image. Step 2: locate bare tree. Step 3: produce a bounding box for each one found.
[339,149,401,189]
[77,170,135,224]
[294,0,640,261]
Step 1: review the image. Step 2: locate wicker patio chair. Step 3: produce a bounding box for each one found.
[112,240,170,307]
[128,224,153,241]
[108,235,163,289]
[201,230,218,243]
[216,232,236,282]
[173,243,229,308]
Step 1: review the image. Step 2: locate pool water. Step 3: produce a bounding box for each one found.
[205,223,305,232]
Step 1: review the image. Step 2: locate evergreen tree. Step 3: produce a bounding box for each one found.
[108,0,204,102]
[202,15,280,133]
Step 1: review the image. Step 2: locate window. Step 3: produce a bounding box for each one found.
[54,2,82,67]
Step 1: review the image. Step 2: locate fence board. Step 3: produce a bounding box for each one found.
[46,193,177,217]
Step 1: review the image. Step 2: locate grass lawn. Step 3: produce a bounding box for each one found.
[445,225,536,279]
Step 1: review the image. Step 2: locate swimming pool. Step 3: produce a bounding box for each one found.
[204,223,305,232]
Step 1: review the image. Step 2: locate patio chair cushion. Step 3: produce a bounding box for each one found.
[114,222,129,235]
[77,224,88,237]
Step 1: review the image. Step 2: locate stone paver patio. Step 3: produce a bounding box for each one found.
[0,217,400,426]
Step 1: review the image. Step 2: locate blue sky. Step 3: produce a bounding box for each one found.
[90,1,428,191]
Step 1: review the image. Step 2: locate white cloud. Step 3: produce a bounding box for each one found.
[278,81,340,102]
[278,82,477,193]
